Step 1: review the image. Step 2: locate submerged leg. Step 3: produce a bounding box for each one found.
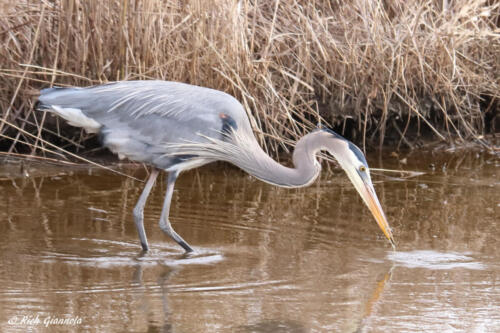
[159,170,194,253]
[133,169,159,251]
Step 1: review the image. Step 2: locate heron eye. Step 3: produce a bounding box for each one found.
[359,166,366,172]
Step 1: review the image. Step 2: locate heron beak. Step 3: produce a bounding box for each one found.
[362,182,395,247]
[347,170,395,247]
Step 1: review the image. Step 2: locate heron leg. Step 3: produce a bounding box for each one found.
[133,169,159,251]
[159,170,194,253]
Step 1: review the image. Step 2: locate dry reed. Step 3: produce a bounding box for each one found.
[0,0,498,160]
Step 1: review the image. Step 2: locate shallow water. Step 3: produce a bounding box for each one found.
[0,150,498,332]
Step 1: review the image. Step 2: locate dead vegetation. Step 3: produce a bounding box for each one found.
[0,0,498,161]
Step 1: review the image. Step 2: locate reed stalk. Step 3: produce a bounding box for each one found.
[0,0,498,158]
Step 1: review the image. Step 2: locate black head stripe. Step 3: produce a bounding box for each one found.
[348,141,368,166]
[319,128,368,166]
[319,127,346,140]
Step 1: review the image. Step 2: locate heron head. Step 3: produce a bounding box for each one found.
[319,128,395,247]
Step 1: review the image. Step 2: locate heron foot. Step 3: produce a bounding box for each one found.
[178,240,194,253]
[159,221,194,253]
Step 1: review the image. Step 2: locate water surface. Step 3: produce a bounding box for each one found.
[0,150,498,332]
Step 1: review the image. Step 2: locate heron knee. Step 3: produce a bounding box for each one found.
[133,206,143,221]
[159,219,194,252]
[159,219,173,234]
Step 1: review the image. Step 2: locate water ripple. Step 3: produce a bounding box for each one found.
[387,250,485,270]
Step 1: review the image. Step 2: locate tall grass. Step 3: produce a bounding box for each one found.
[0,0,498,159]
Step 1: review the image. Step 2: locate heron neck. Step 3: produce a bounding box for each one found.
[238,132,322,188]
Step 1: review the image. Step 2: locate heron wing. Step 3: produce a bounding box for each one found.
[38,81,250,169]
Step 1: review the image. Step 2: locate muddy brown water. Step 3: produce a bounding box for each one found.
[0,150,498,332]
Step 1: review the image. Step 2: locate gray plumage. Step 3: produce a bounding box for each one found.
[39,81,251,170]
[37,80,395,253]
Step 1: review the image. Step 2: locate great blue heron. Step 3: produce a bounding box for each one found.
[37,80,395,253]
